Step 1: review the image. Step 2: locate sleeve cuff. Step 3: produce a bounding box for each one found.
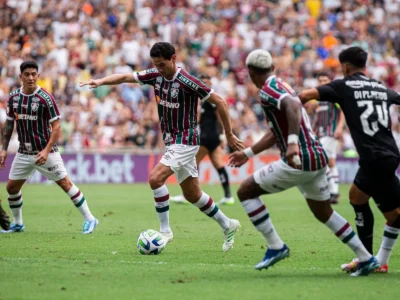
[49,116,60,123]
[132,72,144,85]
[201,89,214,102]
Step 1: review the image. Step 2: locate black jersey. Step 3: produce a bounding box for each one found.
[316,72,400,164]
[200,101,221,139]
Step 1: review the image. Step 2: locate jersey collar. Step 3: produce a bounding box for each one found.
[164,67,181,82]
[20,85,41,96]
[265,74,276,84]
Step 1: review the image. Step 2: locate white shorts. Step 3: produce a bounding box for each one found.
[160,144,199,184]
[319,136,338,159]
[253,159,330,201]
[9,152,68,181]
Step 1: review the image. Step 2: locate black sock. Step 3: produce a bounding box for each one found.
[351,202,374,254]
[217,167,231,198]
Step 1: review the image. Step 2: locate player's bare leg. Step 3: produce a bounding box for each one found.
[210,146,234,205]
[169,146,208,203]
[306,198,378,276]
[1,179,26,233]
[0,199,10,230]
[149,162,174,242]
[56,175,98,234]
[237,176,288,270]
[181,176,240,251]
[328,158,340,204]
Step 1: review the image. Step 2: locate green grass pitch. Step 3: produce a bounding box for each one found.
[0,183,399,300]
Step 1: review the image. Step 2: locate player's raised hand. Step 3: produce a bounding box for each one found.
[35,150,49,166]
[0,150,7,169]
[286,143,302,169]
[79,79,102,89]
[226,134,244,151]
[228,151,248,168]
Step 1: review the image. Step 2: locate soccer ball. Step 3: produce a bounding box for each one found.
[137,229,166,255]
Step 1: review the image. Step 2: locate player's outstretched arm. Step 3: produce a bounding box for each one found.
[207,93,244,151]
[0,120,14,169]
[281,95,302,169]
[79,73,137,89]
[298,88,320,104]
[35,119,61,166]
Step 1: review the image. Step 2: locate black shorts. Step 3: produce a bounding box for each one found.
[200,137,220,153]
[354,157,400,213]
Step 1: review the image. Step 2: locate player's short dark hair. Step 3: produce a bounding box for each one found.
[150,42,176,60]
[316,72,330,79]
[247,65,272,75]
[338,47,368,68]
[199,74,211,80]
[20,61,39,73]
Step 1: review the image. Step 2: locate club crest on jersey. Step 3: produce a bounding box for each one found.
[171,88,179,98]
[31,97,40,112]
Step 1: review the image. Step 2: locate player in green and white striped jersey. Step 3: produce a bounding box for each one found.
[80,42,244,251]
[229,49,377,275]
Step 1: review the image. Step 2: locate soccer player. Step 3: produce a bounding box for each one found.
[229,49,378,276]
[311,72,345,204]
[0,61,98,234]
[79,42,244,251]
[170,74,234,205]
[0,199,10,230]
[299,46,400,273]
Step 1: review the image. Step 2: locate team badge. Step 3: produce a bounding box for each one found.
[31,97,40,112]
[171,88,179,98]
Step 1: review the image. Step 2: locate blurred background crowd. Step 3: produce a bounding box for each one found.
[1,0,400,154]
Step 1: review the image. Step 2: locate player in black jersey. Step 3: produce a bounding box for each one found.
[299,46,400,274]
[170,74,234,205]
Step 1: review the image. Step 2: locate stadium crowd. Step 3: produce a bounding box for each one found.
[1,0,400,154]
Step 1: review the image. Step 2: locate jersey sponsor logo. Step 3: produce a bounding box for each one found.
[164,133,173,143]
[159,100,180,109]
[13,102,18,109]
[345,80,387,90]
[156,76,162,83]
[31,97,40,112]
[172,82,180,89]
[155,83,161,90]
[15,113,38,121]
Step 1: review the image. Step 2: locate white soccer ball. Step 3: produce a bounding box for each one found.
[137,229,166,255]
[245,49,273,69]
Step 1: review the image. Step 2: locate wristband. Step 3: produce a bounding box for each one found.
[243,147,255,158]
[287,134,299,144]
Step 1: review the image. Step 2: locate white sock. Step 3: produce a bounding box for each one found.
[376,224,400,265]
[8,191,23,225]
[241,198,284,250]
[325,211,371,262]
[153,185,171,233]
[330,166,339,195]
[67,184,95,221]
[193,192,230,230]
